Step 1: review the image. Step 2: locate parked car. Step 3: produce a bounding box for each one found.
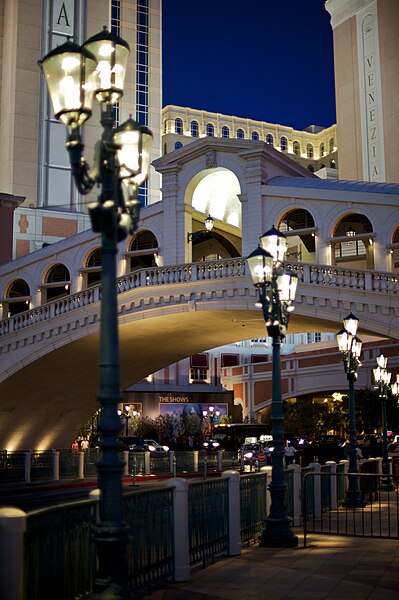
[144,439,170,452]
[119,436,149,451]
[388,442,399,459]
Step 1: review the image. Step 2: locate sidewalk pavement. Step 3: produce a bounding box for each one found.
[143,529,399,600]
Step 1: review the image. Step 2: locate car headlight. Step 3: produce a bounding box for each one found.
[148,445,156,452]
[162,445,169,452]
[212,442,220,448]
[244,452,254,459]
[203,442,209,447]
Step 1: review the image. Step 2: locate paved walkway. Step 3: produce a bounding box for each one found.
[143,529,399,600]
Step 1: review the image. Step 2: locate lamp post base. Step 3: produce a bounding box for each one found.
[259,517,298,548]
[379,475,395,492]
[342,489,366,509]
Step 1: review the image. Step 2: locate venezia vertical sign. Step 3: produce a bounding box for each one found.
[358,5,385,182]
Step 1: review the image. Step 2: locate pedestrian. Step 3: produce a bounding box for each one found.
[72,440,79,452]
[284,442,296,467]
[81,437,89,450]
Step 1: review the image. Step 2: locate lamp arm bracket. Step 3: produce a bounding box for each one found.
[66,132,96,195]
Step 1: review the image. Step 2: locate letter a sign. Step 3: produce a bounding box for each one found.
[52,0,74,36]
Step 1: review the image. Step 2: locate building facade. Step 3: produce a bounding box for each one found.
[162,105,338,178]
[0,0,162,259]
[326,0,399,182]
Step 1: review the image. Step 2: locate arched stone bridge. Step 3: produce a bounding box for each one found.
[0,257,397,450]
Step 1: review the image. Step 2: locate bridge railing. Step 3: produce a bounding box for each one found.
[1,258,398,336]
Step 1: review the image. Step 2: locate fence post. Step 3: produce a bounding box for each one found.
[340,460,349,492]
[24,451,31,483]
[217,449,223,472]
[310,462,321,518]
[287,463,301,526]
[0,507,27,600]
[193,450,199,473]
[375,457,383,475]
[326,461,337,510]
[52,449,60,481]
[144,451,151,475]
[78,451,85,479]
[221,470,241,555]
[165,478,190,582]
[123,451,129,476]
[260,465,272,513]
[169,451,175,474]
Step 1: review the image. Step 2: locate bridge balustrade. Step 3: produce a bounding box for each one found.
[1,258,397,337]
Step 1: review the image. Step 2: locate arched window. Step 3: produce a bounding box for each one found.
[307,165,315,172]
[280,136,288,151]
[334,214,373,265]
[206,123,214,137]
[175,117,183,134]
[43,264,71,302]
[266,134,274,146]
[221,126,230,138]
[293,141,300,157]
[175,141,183,150]
[236,128,244,139]
[191,120,199,137]
[279,209,316,261]
[307,143,314,158]
[329,137,335,153]
[4,279,31,316]
[84,248,102,287]
[128,230,159,272]
[252,131,259,141]
[319,142,325,157]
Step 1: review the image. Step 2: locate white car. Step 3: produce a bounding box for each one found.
[387,442,399,459]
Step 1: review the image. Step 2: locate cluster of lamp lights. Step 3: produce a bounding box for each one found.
[40,27,153,238]
[40,28,153,599]
[373,353,399,491]
[117,405,141,436]
[247,226,299,548]
[202,405,220,437]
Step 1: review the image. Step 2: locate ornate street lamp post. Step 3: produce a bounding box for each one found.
[373,354,398,491]
[336,313,364,508]
[40,28,153,599]
[118,405,132,436]
[202,406,220,437]
[247,226,298,548]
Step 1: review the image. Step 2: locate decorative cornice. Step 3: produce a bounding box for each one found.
[325,0,376,29]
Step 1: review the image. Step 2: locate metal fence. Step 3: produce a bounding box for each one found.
[188,477,229,565]
[24,499,95,600]
[303,471,399,547]
[240,472,268,544]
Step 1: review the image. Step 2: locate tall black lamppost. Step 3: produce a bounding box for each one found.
[40,28,153,599]
[373,354,397,491]
[336,313,364,508]
[247,226,298,548]
[202,406,220,437]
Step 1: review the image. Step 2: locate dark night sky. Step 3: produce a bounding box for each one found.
[162,0,336,131]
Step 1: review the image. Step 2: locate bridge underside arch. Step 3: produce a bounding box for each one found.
[0,305,386,450]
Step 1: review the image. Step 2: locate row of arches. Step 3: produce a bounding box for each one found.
[2,207,399,319]
[1,231,160,318]
[168,118,336,159]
